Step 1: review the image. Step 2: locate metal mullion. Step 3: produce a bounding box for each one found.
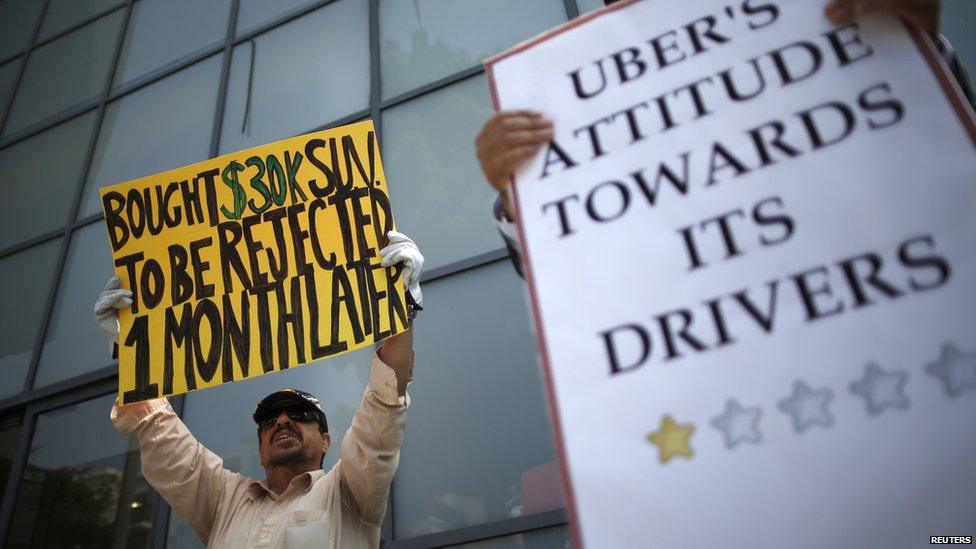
[379,64,484,112]
[563,0,581,20]
[0,227,64,261]
[109,47,223,101]
[30,376,117,415]
[0,365,116,414]
[368,2,398,545]
[0,98,101,149]
[0,407,37,543]
[369,0,382,130]
[421,248,510,285]
[73,212,105,230]
[0,51,26,68]
[0,0,52,137]
[388,509,567,549]
[308,108,372,134]
[208,0,241,157]
[29,2,128,53]
[232,0,339,45]
[22,0,136,393]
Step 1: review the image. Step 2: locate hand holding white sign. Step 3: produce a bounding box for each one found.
[486,0,976,547]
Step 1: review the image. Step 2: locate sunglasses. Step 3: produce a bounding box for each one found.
[258,409,319,432]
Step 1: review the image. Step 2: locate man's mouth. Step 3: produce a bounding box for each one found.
[273,429,300,444]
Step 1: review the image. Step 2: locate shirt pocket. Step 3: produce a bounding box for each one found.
[284,509,330,548]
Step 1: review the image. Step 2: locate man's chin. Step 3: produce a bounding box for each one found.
[267,447,306,467]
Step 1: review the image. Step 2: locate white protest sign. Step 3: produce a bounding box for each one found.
[486,0,976,547]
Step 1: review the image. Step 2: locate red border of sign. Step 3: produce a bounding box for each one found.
[484,4,976,547]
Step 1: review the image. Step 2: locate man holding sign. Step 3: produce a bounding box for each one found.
[91,119,423,547]
[95,231,423,548]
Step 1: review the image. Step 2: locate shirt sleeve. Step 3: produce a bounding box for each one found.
[110,398,238,543]
[493,195,525,278]
[336,352,410,525]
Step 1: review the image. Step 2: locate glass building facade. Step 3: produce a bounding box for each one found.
[0,0,973,547]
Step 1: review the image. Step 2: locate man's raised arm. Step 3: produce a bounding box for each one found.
[96,277,242,544]
[337,231,423,524]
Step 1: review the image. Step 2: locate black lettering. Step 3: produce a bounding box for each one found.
[189,237,215,299]
[655,309,708,360]
[122,315,158,403]
[600,323,651,374]
[899,235,951,291]
[103,191,129,251]
[791,266,844,321]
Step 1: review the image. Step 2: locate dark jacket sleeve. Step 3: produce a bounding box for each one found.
[493,195,524,278]
[936,34,976,111]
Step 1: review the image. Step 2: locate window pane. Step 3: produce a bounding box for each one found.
[379,0,566,99]
[450,527,570,548]
[576,0,605,15]
[219,0,368,155]
[80,55,221,218]
[4,11,123,136]
[236,0,319,35]
[34,224,116,387]
[114,0,230,87]
[381,75,497,270]
[0,58,23,118]
[5,394,156,548]
[0,415,24,503]
[0,112,95,249]
[0,239,61,400]
[166,347,376,548]
[393,262,558,537]
[943,0,976,78]
[0,0,45,60]
[39,0,123,41]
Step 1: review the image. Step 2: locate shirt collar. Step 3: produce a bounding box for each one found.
[248,469,325,500]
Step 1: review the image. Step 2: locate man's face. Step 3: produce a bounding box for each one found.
[258,408,330,470]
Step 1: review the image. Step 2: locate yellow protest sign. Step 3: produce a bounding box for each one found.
[100,121,407,404]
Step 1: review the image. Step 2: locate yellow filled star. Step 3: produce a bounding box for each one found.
[647,415,695,463]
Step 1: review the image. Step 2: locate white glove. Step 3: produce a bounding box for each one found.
[380,231,424,307]
[93,275,133,344]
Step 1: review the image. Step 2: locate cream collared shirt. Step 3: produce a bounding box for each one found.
[111,353,409,548]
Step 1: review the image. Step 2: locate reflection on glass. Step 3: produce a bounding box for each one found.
[5,394,155,549]
[114,0,230,86]
[0,112,95,250]
[0,415,23,502]
[0,0,45,60]
[4,11,123,136]
[34,224,117,387]
[166,346,376,548]
[236,0,320,35]
[0,58,23,118]
[0,239,61,400]
[381,75,498,270]
[219,0,369,155]
[39,0,123,41]
[80,55,221,218]
[393,262,558,537]
[451,527,571,548]
[379,0,566,99]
